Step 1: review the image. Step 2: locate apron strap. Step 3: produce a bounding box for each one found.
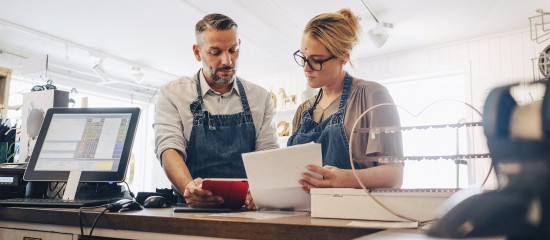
[307,72,353,118]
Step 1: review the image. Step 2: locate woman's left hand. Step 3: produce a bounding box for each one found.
[299,164,352,193]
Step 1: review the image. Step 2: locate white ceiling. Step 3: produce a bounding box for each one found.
[1,0,549,96]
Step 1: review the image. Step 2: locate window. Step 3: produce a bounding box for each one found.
[381,71,473,188]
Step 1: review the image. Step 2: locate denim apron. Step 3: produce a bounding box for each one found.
[287,73,359,169]
[177,71,256,202]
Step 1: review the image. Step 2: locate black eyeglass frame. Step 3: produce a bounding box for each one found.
[293,50,336,71]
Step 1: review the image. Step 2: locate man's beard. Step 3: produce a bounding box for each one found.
[209,66,235,85]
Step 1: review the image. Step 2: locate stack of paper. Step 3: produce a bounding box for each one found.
[242,143,322,211]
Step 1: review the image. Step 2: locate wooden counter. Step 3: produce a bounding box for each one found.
[0,207,385,239]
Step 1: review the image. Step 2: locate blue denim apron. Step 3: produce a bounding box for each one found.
[185,71,256,179]
[287,73,359,169]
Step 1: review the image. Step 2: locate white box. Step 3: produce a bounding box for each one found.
[19,89,69,162]
[311,188,455,222]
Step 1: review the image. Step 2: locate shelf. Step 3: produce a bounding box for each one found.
[354,153,491,164]
[353,121,483,134]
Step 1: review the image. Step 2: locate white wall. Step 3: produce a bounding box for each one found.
[352,28,548,188]
[355,29,547,106]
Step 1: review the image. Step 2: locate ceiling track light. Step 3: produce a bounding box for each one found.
[92,58,117,85]
[130,66,144,83]
[360,0,393,48]
[92,58,108,81]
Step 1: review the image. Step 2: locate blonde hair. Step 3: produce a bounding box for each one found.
[304,8,361,64]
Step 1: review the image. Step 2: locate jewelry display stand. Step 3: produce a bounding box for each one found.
[312,101,491,223]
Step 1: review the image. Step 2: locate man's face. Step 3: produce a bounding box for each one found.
[193,29,240,85]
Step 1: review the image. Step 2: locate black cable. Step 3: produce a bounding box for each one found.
[77,182,134,239]
[89,208,109,239]
[48,182,58,199]
[123,181,135,199]
[55,182,67,199]
[79,206,108,240]
[78,207,85,237]
[49,182,66,199]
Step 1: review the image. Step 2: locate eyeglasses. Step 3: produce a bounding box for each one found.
[293,50,336,71]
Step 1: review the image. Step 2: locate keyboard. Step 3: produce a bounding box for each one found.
[0,198,115,208]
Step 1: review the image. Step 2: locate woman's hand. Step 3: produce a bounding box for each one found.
[183,178,224,207]
[299,165,355,193]
[299,163,404,192]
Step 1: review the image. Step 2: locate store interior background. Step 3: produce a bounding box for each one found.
[1,0,550,192]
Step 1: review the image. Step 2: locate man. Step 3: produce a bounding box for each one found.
[154,13,278,208]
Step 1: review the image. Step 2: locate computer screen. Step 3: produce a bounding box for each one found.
[24,107,140,182]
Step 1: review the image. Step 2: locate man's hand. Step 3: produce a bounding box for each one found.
[183,178,224,207]
[244,191,256,210]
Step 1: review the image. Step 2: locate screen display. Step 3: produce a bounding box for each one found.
[0,176,14,183]
[34,113,131,172]
[24,107,140,183]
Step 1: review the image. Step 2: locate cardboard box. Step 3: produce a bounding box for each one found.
[19,89,69,162]
[311,188,456,222]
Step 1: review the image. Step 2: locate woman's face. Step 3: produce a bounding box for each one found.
[298,33,343,89]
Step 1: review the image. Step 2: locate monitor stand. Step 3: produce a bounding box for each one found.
[62,171,81,200]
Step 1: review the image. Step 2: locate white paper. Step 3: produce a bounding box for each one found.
[242,143,322,211]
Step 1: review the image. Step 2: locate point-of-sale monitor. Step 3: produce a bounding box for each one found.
[24,107,140,183]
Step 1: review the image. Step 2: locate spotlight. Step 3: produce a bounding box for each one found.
[92,59,117,85]
[92,59,109,82]
[368,23,391,48]
[360,0,394,48]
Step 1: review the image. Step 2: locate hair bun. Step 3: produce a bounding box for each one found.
[337,8,354,20]
[336,8,361,36]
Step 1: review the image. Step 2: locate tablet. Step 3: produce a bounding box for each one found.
[201,178,248,210]
[173,206,231,213]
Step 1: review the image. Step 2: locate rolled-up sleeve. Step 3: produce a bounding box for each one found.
[153,85,188,163]
[343,80,403,165]
[364,86,403,157]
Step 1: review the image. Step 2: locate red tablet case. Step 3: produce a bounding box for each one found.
[202,179,249,210]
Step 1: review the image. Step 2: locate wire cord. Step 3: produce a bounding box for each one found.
[348,100,487,224]
[79,206,109,240]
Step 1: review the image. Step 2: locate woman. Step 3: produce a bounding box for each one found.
[288,8,404,193]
